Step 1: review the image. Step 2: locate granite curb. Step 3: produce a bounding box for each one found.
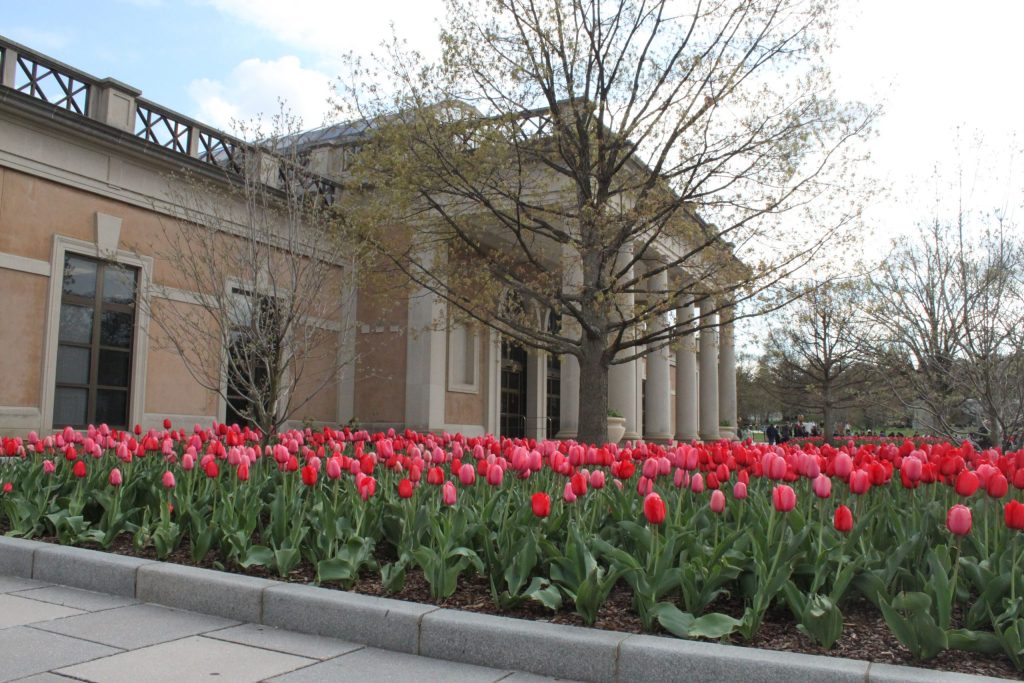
[0,536,1010,683]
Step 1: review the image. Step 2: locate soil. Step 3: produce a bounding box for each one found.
[16,533,1021,681]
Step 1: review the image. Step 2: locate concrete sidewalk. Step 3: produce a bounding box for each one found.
[0,574,571,683]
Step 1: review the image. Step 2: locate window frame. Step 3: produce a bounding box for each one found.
[447,321,480,394]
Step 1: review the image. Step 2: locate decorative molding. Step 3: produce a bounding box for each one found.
[94,212,122,257]
[0,405,43,433]
[0,251,51,277]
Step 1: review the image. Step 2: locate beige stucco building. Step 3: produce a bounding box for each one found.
[0,36,737,441]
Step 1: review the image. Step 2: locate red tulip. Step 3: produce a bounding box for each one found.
[73,461,87,479]
[947,504,972,536]
[772,484,796,512]
[570,472,588,497]
[163,419,172,430]
[237,462,249,481]
[358,476,377,501]
[643,492,667,525]
[710,489,726,514]
[109,468,123,487]
[2,482,12,494]
[986,473,1009,499]
[301,464,317,486]
[833,505,853,533]
[1005,500,1024,530]
[204,461,219,478]
[398,478,414,499]
[531,492,551,518]
[955,470,979,497]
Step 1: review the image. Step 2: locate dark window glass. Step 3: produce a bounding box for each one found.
[100,310,134,348]
[53,254,138,429]
[53,387,88,427]
[95,389,127,426]
[56,346,90,384]
[58,304,93,343]
[98,350,130,387]
[102,267,137,305]
[61,256,97,297]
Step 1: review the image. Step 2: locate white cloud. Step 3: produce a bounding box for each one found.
[203,0,445,62]
[187,56,335,133]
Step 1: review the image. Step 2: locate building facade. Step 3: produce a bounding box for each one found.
[0,36,737,441]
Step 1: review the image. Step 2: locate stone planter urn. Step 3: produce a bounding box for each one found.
[607,416,627,444]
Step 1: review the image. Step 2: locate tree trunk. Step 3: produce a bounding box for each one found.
[577,334,610,444]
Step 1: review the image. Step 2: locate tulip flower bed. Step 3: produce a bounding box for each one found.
[2,425,1024,677]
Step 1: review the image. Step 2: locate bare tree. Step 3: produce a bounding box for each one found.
[338,0,874,442]
[866,217,1024,447]
[761,280,872,441]
[138,116,359,437]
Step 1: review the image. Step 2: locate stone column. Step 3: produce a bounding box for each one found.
[698,302,720,441]
[557,245,581,439]
[404,248,447,432]
[717,305,738,439]
[674,298,699,442]
[609,244,640,441]
[525,350,548,439]
[643,268,672,441]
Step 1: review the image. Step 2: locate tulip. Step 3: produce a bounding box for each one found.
[531,492,551,518]
[834,452,853,478]
[486,463,504,487]
[163,418,172,430]
[570,472,588,497]
[590,470,606,489]
[458,463,476,486]
[947,504,972,536]
[563,481,578,503]
[812,474,831,499]
[442,480,457,506]
[301,465,318,486]
[833,504,853,532]
[848,469,870,495]
[71,460,86,478]
[986,473,1009,499]
[710,489,726,514]
[358,476,377,501]
[772,484,796,512]
[643,492,667,525]
[690,472,705,493]
[955,470,980,497]
[1,482,11,494]
[161,471,175,488]
[1005,500,1024,530]
[109,468,123,487]
[204,461,220,478]
[732,481,748,499]
[326,458,342,480]
[902,456,922,482]
[237,462,250,481]
[398,478,414,499]
[42,459,55,474]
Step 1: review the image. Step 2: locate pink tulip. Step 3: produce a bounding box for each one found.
[732,481,747,499]
[458,463,476,486]
[42,459,55,475]
[690,472,705,493]
[161,471,176,489]
[947,504,972,536]
[109,468,123,487]
[442,480,457,506]
[812,474,832,499]
[564,481,578,502]
[710,489,726,514]
[590,470,606,489]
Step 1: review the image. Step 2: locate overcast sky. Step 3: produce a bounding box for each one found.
[5,0,1022,353]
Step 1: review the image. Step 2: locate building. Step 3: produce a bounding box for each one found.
[0,36,738,441]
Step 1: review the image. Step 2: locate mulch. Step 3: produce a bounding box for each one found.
[21,533,1023,681]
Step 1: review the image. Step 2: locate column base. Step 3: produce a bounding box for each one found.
[555,429,578,440]
[674,431,699,442]
[642,432,674,444]
[719,429,737,441]
[699,430,721,442]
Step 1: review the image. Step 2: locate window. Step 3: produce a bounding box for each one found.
[225,289,281,428]
[447,322,479,393]
[53,254,138,428]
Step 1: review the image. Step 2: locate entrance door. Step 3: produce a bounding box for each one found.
[500,341,527,438]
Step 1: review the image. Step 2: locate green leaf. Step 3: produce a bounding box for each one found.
[687,612,743,639]
[653,603,696,638]
[239,545,275,568]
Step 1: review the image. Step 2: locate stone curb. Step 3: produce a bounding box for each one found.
[0,536,1009,683]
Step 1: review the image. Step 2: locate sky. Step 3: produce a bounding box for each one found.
[5,0,1023,352]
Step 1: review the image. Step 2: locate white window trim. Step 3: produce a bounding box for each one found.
[447,322,480,394]
[41,234,153,430]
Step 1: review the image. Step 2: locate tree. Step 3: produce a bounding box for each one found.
[866,217,1024,447]
[141,117,359,438]
[761,280,871,441]
[339,0,874,442]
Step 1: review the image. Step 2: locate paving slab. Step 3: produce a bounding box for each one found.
[500,673,583,682]
[0,576,50,593]
[9,675,81,683]
[266,646,513,683]
[205,623,363,660]
[12,585,137,612]
[0,626,120,682]
[0,594,84,629]
[55,634,314,683]
[32,602,238,649]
